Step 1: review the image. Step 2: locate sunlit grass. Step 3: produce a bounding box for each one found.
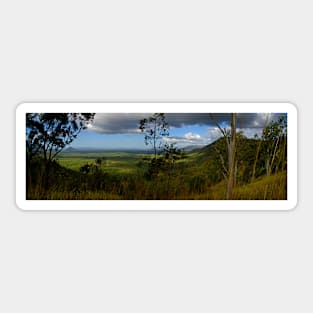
[196,172,287,200]
[57,151,143,174]
[233,172,287,200]
[28,150,287,201]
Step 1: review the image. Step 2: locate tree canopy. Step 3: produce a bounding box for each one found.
[26,113,95,161]
[139,113,169,158]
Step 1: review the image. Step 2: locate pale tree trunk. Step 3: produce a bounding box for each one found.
[251,140,262,182]
[276,135,287,173]
[153,122,157,159]
[227,113,236,199]
[269,136,281,175]
[209,113,237,200]
[266,133,281,176]
[251,114,270,182]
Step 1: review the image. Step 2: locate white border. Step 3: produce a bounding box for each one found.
[16,102,298,211]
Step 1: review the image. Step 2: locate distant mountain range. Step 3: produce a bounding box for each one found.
[181,144,206,151]
[63,147,155,154]
[64,147,78,152]
[63,144,208,153]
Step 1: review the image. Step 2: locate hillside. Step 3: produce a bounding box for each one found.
[27,135,287,200]
[63,146,79,153]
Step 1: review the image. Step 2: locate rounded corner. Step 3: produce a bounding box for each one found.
[15,199,26,212]
[16,102,27,111]
[286,198,298,212]
[285,102,298,115]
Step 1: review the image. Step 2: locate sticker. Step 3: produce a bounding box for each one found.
[16,103,297,210]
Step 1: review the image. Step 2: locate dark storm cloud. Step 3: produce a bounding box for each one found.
[166,113,285,128]
[89,113,149,134]
[89,113,286,134]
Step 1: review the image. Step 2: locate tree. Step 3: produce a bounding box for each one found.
[251,133,263,182]
[227,113,237,199]
[26,113,95,162]
[26,113,95,193]
[251,114,271,182]
[138,114,183,191]
[95,157,102,167]
[162,143,182,196]
[139,113,169,159]
[262,115,287,176]
[210,113,237,199]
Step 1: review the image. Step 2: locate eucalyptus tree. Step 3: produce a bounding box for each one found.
[209,113,237,199]
[139,113,169,159]
[26,113,95,162]
[26,113,95,192]
[262,115,287,176]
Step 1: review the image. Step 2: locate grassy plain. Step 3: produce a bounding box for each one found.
[28,138,287,201]
[57,151,146,174]
[49,149,287,200]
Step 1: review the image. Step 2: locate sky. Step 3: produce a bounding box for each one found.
[70,113,286,151]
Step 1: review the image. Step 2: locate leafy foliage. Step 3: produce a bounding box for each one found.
[261,116,287,175]
[26,114,288,200]
[26,113,95,161]
[139,113,169,158]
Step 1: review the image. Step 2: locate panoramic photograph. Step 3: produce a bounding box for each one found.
[25,112,287,200]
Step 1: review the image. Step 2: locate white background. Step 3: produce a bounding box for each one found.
[0,1,311,312]
[16,103,298,211]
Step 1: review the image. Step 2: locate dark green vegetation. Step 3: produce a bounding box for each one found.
[27,137,287,200]
[26,113,287,200]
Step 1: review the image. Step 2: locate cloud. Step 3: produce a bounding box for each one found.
[89,113,286,134]
[166,113,283,129]
[239,127,263,138]
[184,132,201,141]
[205,127,223,144]
[88,113,148,134]
[164,132,209,148]
[159,125,267,149]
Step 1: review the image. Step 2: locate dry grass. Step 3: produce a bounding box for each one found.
[200,172,287,200]
[232,172,287,200]
[28,172,287,200]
